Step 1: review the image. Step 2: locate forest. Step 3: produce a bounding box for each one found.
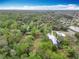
[0,10,79,59]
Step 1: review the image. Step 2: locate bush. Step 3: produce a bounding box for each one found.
[46,50,67,59]
[0,54,5,59]
[75,32,79,39]
[51,52,67,59]
[39,41,56,51]
[67,47,75,57]
[61,39,69,47]
[0,39,8,47]
[29,53,41,59]
[13,43,29,56]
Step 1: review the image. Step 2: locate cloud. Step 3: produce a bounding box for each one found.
[0,4,79,10]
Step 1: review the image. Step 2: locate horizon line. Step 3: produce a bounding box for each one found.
[0,4,79,10]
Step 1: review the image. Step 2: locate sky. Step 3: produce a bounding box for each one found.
[0,0,79,10]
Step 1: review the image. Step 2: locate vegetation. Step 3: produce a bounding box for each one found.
[75,32,79,39]
[0,11,79,59]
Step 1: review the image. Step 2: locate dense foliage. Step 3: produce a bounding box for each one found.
[75,32,79,39]
[0,11,78,59]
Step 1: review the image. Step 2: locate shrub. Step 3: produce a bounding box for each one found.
[39,41,54,51]
[0,39,8,47]
[29,53,41,59]
[51,52,67,59]
[61,39,69,46]
[75,32,79,39]
[13,43,28,56]
[67,47,75,57]
[46,50,67,59]
[0,54,5,59]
